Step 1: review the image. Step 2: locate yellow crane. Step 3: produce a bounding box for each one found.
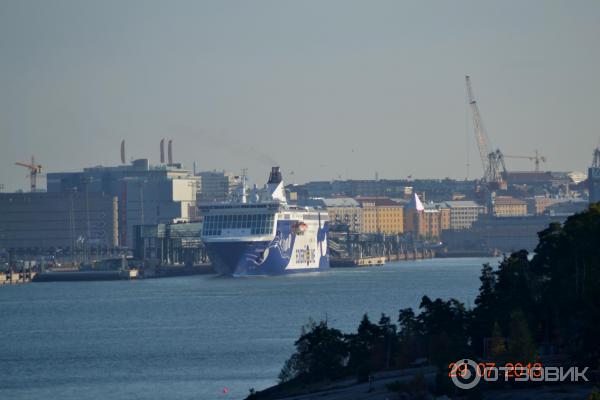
[503,150,547,172]
[15,156,42,192]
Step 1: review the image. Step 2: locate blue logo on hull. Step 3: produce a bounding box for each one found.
[205,221,329,276]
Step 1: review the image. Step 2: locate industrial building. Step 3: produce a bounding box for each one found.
[197,170,241,203]
[442,214,568,254]
[0,192,118,250]
[47,158,197,247]
[590,147,600,204]
[292,179,475,203]
[133,222,205,267]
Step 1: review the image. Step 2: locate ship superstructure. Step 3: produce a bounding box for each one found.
[200,167,329,276]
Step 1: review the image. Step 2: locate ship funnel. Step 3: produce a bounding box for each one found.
[267,166,286,203]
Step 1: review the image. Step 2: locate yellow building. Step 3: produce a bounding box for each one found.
[356,197,404,234]
[493,196,528,217]
[322,198,362,232]
[423,205,451,239]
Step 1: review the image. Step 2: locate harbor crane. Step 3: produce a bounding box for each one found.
[503,150,547,172]
[15,156,42,192]
[465,76,505,187]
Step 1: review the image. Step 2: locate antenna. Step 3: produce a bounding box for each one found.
[120,140,125,164]
[167,140,173,165]
[160,139,165,163]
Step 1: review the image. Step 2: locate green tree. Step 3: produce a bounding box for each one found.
[489,321,506,360]
[346,314,379,380]
[507,310,536,362]
[469,263,498,356]
[378,313,397,369]
[531,204,600,362]
[417,296,470,366]
[279,320,348,383]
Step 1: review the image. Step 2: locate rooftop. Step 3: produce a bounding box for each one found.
[443,200,484,208]
[355,197,403,207]
[321,198,360,208]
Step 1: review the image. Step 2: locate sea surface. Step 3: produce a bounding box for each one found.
[0,257,499,400]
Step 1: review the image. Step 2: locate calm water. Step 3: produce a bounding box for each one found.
[0,257,498,400]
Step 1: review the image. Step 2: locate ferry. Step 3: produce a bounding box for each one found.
[199,167,329,276]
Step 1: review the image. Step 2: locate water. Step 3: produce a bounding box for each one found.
[0,257,498,400]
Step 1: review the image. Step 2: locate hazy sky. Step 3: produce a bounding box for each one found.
[1,0,599,191]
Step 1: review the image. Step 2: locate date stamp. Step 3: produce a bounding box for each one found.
[448,359,589,389]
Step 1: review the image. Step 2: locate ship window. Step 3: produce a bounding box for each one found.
[202,213,275,236]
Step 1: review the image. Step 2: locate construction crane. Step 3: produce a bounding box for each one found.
[465,76,505,186]
[503,150,547,172]
[15,156,42,192]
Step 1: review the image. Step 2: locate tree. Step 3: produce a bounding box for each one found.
[469,263,498,356]
[279,320,348,383]
[378,314,397,369]
[417,296,470,366]
[347,314,379,380]
[507,310,536,363]
[489,321,506,360]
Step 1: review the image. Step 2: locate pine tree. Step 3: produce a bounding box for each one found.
[507,310,536,362]
[489,321,506,360]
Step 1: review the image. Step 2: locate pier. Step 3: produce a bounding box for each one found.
[0,269,36,285]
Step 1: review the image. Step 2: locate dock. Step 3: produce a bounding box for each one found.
[330,256,385,268]
[32,268,139,282]
[0,270,37,285]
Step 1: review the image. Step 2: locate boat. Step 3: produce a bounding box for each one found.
[199,167,329,276]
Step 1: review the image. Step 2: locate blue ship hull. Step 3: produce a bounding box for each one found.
[204,220,329,276]
[205,240,329,276]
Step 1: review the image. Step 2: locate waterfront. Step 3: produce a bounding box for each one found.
[0,257,498,400]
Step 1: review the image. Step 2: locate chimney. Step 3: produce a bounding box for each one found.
[120,140,125,164]
[168,140,173,165]
[160,139,165,163]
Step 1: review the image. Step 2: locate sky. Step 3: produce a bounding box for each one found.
[1,0,599,191]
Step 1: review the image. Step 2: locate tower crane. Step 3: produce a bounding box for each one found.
[465,76,505,186]
[503,150,547,172]
[15,156,42,192]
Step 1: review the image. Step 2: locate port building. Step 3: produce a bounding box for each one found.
[0,192,118,250]
[46,159,197,247]
[196,170,241,203]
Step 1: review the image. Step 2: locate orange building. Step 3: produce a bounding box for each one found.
[404,194,450,239]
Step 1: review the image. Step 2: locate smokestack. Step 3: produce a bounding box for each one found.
[120,140,125,164]
[160,139,165,163]
[168,139,173,165]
